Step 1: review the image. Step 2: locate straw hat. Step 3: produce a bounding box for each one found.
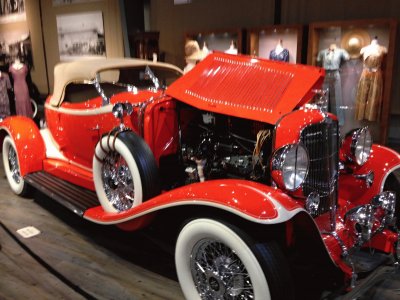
[341,29,371,59]
[185,40,204,60]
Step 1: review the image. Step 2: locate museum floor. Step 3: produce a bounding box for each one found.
[0,163,184,299]
[1,160,400,300]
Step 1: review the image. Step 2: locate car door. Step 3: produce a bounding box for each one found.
[57,83,117,169]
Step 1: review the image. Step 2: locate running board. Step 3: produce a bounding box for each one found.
[25,171,99,217]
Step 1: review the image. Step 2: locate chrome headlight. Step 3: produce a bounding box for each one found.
[271,143,309,191]
[342,127,372,166]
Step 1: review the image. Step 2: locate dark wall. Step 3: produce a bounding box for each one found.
[150,0,275,66]
[124,0,145,35]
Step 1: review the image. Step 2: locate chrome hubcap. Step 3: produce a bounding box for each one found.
[191,239,253,299]
[101,151,134,211]
[8,145,21,184]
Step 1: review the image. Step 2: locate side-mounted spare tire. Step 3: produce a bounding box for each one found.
[93,130,160,212]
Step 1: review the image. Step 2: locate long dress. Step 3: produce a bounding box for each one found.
[354,46,386,122]
[0,72,11,117]
[9,63,33,117]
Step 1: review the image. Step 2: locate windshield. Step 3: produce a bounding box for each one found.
[96,65,181,98]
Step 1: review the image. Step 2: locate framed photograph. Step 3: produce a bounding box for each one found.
[0,0,26,24]
[53,0,102,6]
[56,11,106,61]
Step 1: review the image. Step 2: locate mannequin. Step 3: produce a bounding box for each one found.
[317,43,350,126]
[183,40,204,74]
[9,58,33,117]
[269,39,289,62]
[355,37,387,122]
[225,40,238,55]
[0,70,11,118]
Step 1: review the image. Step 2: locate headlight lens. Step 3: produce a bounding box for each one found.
[271,143,309,191]
[354,128,372,165]
[342,127,372,166]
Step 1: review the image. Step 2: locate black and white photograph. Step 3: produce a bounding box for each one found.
[53,0,102,6]
[56,11,106,61]
[0,0,25,24]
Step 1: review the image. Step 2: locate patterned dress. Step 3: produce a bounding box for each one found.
[0,72,11,117]
[355,46,387,122]
[9,63,33,117]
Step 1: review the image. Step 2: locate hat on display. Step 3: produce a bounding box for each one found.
[341,29,371,59]
[185,40,204,60]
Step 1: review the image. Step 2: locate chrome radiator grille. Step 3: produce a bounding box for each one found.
[300,119,339,216]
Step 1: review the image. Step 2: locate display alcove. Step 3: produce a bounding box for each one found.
[129,32,160,61]
[307,19,397,144]
[248,25,303,63]
[185,28,244,57]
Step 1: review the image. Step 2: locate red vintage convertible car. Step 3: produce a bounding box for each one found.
[1,53,400,299]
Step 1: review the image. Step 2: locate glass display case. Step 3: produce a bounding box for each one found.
[307,19,397,144]
[248,25,303,63]
[185,28,244,56]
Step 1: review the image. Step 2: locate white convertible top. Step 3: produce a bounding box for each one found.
[51,58,183,107]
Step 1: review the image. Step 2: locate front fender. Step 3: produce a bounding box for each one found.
[84,179,305,224]
[340,144,400,206]
[0,117,45,176]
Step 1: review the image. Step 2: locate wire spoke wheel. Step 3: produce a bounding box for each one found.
[175,218,294,300]
[102,151,135,211]
[191,239,253,299]
[8,144,21,184]
[93,131,160,213]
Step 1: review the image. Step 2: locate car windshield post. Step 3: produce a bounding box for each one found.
[145,66,160,90]
[94,73,109,106]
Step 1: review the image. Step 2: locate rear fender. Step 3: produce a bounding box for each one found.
[340,144,400,206]
[84,179,305,225]
[0,117,45,176]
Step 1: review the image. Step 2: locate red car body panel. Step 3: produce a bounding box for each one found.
[84,179,304,224]
[167,52,325,125]
[339,145,400,207]
[0,116,45,176]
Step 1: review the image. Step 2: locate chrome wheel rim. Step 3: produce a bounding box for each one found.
[101,151,134,211]
[191,239,254,299]
[8,145,21,184]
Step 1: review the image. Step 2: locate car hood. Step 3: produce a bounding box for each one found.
[166,52,324,125]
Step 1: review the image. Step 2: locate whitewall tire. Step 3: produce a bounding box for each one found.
[93,131,159,212]
[2,135,30,196]
[175,218,294,300]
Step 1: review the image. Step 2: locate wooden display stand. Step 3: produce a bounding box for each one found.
[248,24,303,63]
[308,19,397,144]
